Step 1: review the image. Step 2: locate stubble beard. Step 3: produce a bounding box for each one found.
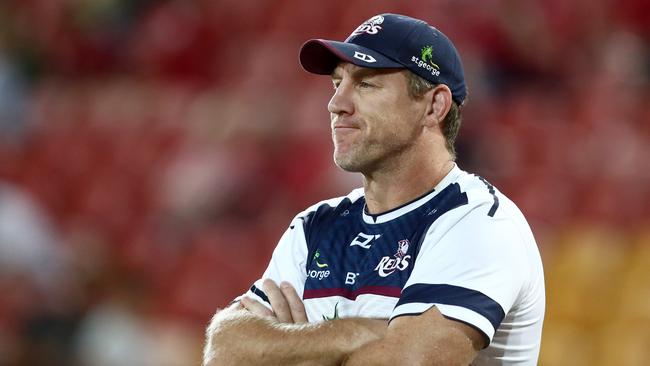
[333,128,419,175]
[333,143,368,172]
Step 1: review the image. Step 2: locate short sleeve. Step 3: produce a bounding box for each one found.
[238,215,309,309]
[391,204,528,343]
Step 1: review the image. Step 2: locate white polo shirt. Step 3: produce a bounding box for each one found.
[244,165,545,365]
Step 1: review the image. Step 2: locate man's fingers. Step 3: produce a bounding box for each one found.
[263,279,293,323]
[280,281,308,323]
[240,296,274,318]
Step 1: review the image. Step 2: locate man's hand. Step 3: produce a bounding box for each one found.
[241,279,308,323]
[204,282,389,366]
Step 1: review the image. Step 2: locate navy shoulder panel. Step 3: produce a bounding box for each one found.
[302,197,360,271]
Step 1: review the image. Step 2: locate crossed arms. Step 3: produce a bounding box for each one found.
[203,279,485,366]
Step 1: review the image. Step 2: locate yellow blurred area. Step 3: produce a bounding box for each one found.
[541,227,650,366]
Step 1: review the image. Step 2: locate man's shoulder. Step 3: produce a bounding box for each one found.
[447,167,526,221]
[295,187,365,220]
[454,169,497,196]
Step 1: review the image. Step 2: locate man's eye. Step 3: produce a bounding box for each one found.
[332,82,340,90]
[359,81,374,88]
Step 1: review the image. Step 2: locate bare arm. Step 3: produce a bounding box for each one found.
[204,304,386,366]
[204,280,484,366]
[343,306,485,366]
[203,280,387,366]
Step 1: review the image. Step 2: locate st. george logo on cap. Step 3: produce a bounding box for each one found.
[299,13,467,106]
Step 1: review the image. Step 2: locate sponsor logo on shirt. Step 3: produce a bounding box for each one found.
[374,239,411,277]
[323,302,340,321]
[345,272,360,285]
[308,269,330,280]
[308,250,330,280]
[313,249,328,268]
[349,232,381,249]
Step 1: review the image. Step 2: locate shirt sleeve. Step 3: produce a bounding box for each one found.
[238,215,309,309]
[390,203,528,343]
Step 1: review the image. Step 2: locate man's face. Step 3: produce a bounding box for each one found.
[328,63,428,174]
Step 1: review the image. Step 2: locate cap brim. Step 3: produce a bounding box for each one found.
[299,39,403,75]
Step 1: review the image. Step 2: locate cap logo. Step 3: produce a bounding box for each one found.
[351,15,384,36]
[421,46,439,69]
[353,51,376,63]
[411,45,441,77]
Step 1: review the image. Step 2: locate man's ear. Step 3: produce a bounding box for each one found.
[424,84,452,128]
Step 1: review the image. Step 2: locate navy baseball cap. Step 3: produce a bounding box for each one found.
[299,13,467,106]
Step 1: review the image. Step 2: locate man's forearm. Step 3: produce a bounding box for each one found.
[204,305,386,366]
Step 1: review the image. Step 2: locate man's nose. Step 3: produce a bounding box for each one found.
[327,82,354,116]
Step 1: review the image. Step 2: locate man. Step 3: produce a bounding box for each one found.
[204,13,545,366]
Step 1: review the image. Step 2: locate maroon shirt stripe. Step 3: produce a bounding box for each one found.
[303,286,402,300]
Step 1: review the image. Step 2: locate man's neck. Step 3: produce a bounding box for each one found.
[362,158,455,215]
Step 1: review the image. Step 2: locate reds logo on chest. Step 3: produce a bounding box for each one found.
[374,239,411,277]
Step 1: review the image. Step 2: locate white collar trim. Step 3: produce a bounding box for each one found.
[362,164,462,224]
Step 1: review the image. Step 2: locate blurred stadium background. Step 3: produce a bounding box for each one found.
[0,0,648,365]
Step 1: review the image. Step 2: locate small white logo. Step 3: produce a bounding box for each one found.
[353,51,376,63]
[411,55,441,77]
[345,272,360,285]
[351,15,384,36]
[308,269,330,280]
[374,256,411,277]
[397,239,409,256]
[349,232,381,249]
[374,239,412,277]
